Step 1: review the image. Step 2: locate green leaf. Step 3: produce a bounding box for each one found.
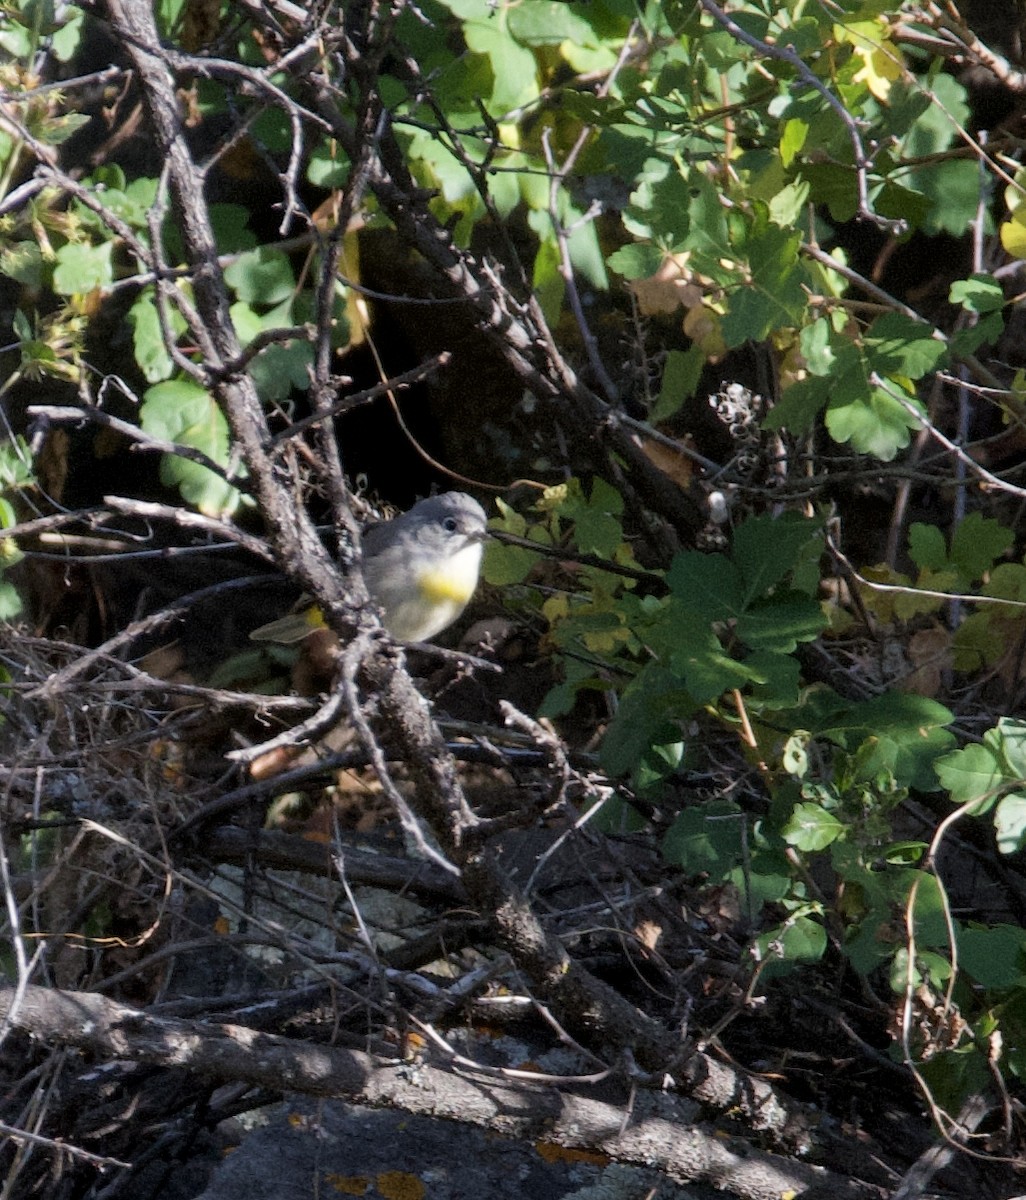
[666,551,743,622]
[981,561,1026,604]
[735,593,826,653]
[865,312,947,378]
[798,161,859,222]
[995,793,1026,854]
[0,577,22,619]
[532,235,564,326]
[606,242,666,280]
[224,246,296,306]
[661,798,745,874]
[0,437,35,490]
[882,841,927,866]
[209,205,258,255]
[308,143,350,189]
[128,288,187,383]
[52,242,114,294]
[560,477,624,557]
[908,523,946,572]
[746,649,801,707]
[0,18,31,57]
[950,274,1005,314]
[600,664,694,779]
[624,166,694,247]
[230,301,313,402]
[848,693,953,736]
[567,212,608,290]
[507,0,596,45]
[772,310,937,459]
[12,310,31,344]
[483,538,541,586]
[0,242,43,287]
[684,174,731,264]
[906,870,953,949]
[721,222,806,346]
[768,179,810,228]
[994,717,1026,778]
[915,1045,990,1115]
[140,379,243,517]
[812,693,954,791]
[782,802,846,851]
[782,733,809,777]
[825,380,922,462]
[671,628,765,703]
[872,178,931,233]
[732,512,821,602]
[756,913,827,969]
[462,19,537,110]
[764,376,827,434]
[900,72,969,157]
[949,512,1014,581]
[949,312,1004,356]
[779,117,808,168]
[951,611,1000,673]
[43,111,91,145]
[250,108,293,155]
[912,160,983,238]
[959,923,1026,988]
[798,315,839,375]
[652,346,704,422]
[51,4,85,61]
[635,738,686,790]
[101,175,159,227]
[934,740,1008,810]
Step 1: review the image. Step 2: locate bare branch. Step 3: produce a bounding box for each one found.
[0,984,878,1200]
[27,403,246,489]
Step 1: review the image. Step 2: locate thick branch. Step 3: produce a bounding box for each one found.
[0,985,878,1200]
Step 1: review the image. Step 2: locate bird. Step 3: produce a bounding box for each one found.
[250,491,489,645]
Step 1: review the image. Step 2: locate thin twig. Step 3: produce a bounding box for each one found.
[27,404,246,490]
[269,355,452,448]
[871,372,1026,501]
[700,0,905,233]
[225,685,351,764]
[0,1121,131,1171]
[25,575,273,700]
[338,634,461,877]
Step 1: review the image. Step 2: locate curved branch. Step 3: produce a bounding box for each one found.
[699,0,906,234]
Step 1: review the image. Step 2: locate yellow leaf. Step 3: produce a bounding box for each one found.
[1004,165,1026,215]
[1001,210,1026,260]
[836,20,903,102]
[857,563,911,623]
[540,482,569,510]
[542,594,569,623]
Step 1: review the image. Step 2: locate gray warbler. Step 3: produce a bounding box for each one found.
[250,491,489,644]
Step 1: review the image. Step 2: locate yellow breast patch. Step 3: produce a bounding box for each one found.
[416,569,477,605]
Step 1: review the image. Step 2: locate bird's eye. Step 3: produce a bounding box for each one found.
[442,516,459,533]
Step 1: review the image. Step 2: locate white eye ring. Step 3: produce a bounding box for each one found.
[442,516,459,533]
